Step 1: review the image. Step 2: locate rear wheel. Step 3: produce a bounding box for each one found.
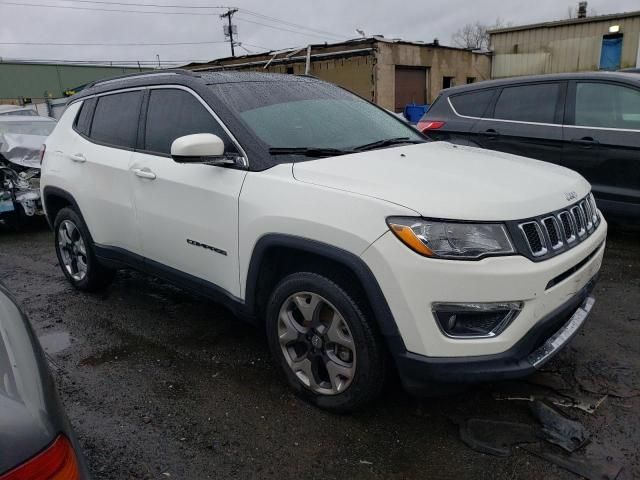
[54,207,114,291]
[266,272,386,412]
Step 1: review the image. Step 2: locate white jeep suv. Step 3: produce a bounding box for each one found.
[41,71,607,412]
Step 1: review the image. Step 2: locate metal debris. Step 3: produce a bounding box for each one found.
[494,392,608,414]
[529,400,590,452]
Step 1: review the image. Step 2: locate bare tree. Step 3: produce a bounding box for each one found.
[451,19,505,50]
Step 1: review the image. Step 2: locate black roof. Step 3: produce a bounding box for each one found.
[442,71,640,95]
[71,69,321,102]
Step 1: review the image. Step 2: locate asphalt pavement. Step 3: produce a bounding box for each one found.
[1,221,638,480]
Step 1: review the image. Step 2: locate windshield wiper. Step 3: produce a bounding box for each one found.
[352,137,425,152]
[268,147,352,157]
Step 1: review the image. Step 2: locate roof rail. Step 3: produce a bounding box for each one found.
[84,68,200,90]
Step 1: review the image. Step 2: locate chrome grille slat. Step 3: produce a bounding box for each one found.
[542,216,563,250]
[519,221,548,257]
[518,194,599,261]
[557,211,576,244]
[571,206,586,237]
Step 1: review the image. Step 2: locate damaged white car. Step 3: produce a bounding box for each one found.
[0,116,54,227]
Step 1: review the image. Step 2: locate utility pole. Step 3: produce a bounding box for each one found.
[220,8,238,57]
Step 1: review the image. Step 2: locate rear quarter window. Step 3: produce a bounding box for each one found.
[449,89,495,117]
[73,98,95,136]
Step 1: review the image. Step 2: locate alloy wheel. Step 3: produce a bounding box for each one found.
[57,220,88,281]
[277,291,356,395]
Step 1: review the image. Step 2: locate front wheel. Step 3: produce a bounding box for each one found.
[54,207,114,291]
[266,272,387,412]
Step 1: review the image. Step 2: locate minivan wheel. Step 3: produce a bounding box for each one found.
[54,207,114,291]
[266,272,386,412]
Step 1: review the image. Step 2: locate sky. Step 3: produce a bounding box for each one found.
[0,0,637,67]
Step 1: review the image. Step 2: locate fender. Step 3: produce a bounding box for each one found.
[244,234,406,353]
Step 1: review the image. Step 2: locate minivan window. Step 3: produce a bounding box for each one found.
[144,89,236,155]
[89,91,142,149]
[492,83,560,124]
[450,89,495,117]
[574,82,640,129]
[214,80,423,151]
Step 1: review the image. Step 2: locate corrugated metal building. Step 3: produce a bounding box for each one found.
[489,10,640,78]
[184,37,491,112]
[0,61,147,105]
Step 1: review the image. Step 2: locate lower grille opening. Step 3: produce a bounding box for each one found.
[545,242,604,290]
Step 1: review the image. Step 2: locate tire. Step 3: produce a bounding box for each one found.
[265,272,387,413]
[53,207,114,291]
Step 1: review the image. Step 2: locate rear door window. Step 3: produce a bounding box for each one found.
[492,83,560,123]
[143,88,236,155]
[449,89,495,117]
[574,82,640,129]
[89,91,142,149]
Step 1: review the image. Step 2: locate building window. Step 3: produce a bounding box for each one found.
[443,76,455,89]
[286,66,294,74]
[466,77,476,84]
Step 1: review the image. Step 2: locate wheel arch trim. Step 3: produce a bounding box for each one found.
[244,234,406,351]
[41,186,90,235]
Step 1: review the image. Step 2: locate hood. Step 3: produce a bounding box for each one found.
[0,133,45,169]
[292,142,591,221]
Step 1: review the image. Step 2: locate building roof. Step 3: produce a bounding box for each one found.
[488,10,640,35]
[182,36,483,70]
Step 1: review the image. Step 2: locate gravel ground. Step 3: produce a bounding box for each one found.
[1,221,638,480]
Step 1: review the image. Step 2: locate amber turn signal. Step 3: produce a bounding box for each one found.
[388,223,433,256]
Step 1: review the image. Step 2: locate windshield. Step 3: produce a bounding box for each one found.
[214,80,423,151]
[0,120,56,136]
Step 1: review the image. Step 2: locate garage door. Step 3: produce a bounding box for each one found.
[395,67,427,112]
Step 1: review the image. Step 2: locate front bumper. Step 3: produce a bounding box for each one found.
[394,277,596,393]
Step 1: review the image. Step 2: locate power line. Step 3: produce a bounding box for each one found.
[240,9,346,39]
[0,57,216,64]
[33,1,347,39]
[0,1,216,15]
[0,40,227,46]
[0,1,349,44]
[26,0,229,9]
[235,17,343,41]
[239,42,272,51]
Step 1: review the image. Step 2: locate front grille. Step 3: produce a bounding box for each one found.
[515,194,600,261]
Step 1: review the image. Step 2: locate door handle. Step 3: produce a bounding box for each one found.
[132,168,157,180]
[69,153,86,163]
[571,137,599,148]
[479,128,499,139]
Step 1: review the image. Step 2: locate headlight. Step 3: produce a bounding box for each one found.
[387,217,515,260]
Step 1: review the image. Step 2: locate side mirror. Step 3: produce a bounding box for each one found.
[171,133,232,165]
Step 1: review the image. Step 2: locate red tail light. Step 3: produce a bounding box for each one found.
[0,435,80,480]
[39,144,46,165]
[417,120,446,133]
